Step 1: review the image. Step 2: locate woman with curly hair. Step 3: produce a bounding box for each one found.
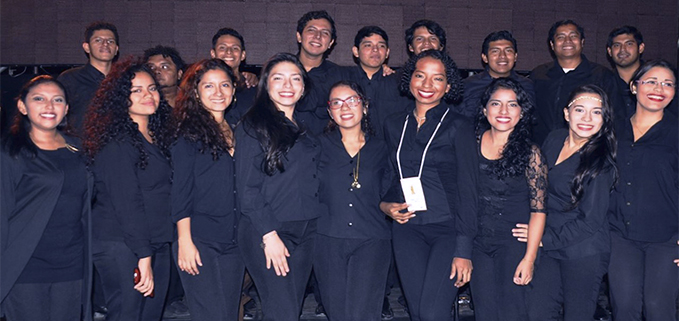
[514,84,618,321]
[461,78,547,321]
[169,58,244,320]
[1,76,92,321]
[235,52,321,321]
[379,50,477,321]
[83,57,173,321]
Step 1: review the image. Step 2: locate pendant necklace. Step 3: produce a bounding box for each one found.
[351,150,361,189]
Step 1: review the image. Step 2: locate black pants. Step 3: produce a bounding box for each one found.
[93,241,171,321]
[470,238,529,321]
[238,217,316,321]
[3,279,81,321]
[173,239,245,321]
[527,252,609,321]
[314,234,391,321]
[608,233,678,321]
[392,220,458,321]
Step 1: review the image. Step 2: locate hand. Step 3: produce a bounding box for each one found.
[512,223,529,242]
[177,238,202,275]
[450,257,472,287]
[262,231,290,277]
[382,64,395,76]
[674,240,679,267]
[379,202,416,224]
[242,72,259,88]
[134,257,154,297]
[513,258,534,285]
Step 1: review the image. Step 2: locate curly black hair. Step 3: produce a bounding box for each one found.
[399,50,463,104]
[475,78,536,179]
[323,80,375,137]
[83,56,172,168]
[172,58,236,160]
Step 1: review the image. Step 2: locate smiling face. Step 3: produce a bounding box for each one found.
[482,39,517,78]
[484,88,521,133]
[128,72,160,121]
[211,35,246,70]
[328,85,365,132]
[267,61,305,111]
[564,93,604,141]
[147,54,182,87]
[296,18,335,58]
[353,34,390,72]
[550,24,583,61]
[198,69,235,118]
[83,29,118,63]
[17,82,69,133]
[408,27,442,55]
[608,33,644,68]
[409,56,450,109]
[631,66,676,113]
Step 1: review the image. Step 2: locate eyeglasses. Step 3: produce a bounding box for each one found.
[637,79,676,88]
[328,96,362,110]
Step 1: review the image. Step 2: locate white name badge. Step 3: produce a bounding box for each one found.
[400,177,427,212]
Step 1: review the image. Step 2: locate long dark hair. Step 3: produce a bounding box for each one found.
[241,52,309,176]
[172,59,236,160]
[3,75,69,158]
[475,78,535,179]
[324,80,375,137]
[566,85,618,208]
[83,56,172,168]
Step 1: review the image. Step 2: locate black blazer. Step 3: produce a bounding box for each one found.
[0,136,93,320]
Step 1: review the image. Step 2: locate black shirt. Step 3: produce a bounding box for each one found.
[461,70,536,119]
[541,129,616,259]
[317,130,392,240]
[609,114,678,242]
[226,86,257,128]
[58,63,105,132]
[91,137,173,258]
[235,115,322,236]
[171,137,238,244]
[18,147,87,283]
[297,60,349,135]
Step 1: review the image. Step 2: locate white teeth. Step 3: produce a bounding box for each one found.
[340,114,353,120]
[648,95,664,100]
[496,117,511,122]
[279,92,294,97]
[418,90,434,98]
[40,113,56,118]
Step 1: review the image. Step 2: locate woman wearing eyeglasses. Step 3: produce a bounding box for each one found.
[313,81,392,321]
[607,59,678,321]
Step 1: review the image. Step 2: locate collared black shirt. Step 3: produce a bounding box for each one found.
[540,129,615,260]
[383,103,477,258]
[58,63,105,131]
[346,65,409,138]
[297,60,349,135]
[226,86,257,128]
[609,114,678,242]
[317,130,392,240]
[529,55,625,144]
[91,137,173,258]
[234,115,322,236]
[171,137,238,244]
[461,70,536,119]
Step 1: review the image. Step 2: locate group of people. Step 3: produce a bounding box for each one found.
[1,9,677,321]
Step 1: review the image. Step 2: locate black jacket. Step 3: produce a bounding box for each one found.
[58,64,104,132]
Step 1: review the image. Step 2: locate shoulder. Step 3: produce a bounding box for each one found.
[530,62,554,78]
[543,128,568,149]
[57,65,87,81]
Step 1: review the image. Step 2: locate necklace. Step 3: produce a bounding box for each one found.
[414,111,426,129]
[351,150,361,189]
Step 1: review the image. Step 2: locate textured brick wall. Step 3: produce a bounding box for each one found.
[1,0,677,72]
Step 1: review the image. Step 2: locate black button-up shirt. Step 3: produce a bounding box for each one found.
[609,115,678,242]
[58,63,105,132]
[317,130,392,240]
[296,60,350,135]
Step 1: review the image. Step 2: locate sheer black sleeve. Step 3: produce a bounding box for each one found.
[526,145,548,213]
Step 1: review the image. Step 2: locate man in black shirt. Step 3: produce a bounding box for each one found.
[461,30,535,119]
[530,20,624,144]
[58,22,119,132]
[606,26,645,118]
[143,45,185,108]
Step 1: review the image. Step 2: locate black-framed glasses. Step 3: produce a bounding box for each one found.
[328,96,362,110]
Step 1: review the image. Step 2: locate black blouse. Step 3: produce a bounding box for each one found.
[234,115,322,236]
[317,130,392,240]
[171,137,238,244]
[91,137,173,258]
[609,114,678,242]
[541,129,615,260]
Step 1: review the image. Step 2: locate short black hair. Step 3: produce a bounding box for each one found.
[606,25,644,48]
[404,20,446,56]
[481,30,517,55]
[143,45,186,71]
[211,28,246,51]
[296,10,337,42]
[84,21,119,44]
[354,26,389,48]
[547,19,585,45]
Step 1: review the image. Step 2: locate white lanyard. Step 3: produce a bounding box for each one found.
[396,108,450,180]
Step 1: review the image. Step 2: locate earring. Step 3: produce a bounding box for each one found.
[632,90,637,94]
